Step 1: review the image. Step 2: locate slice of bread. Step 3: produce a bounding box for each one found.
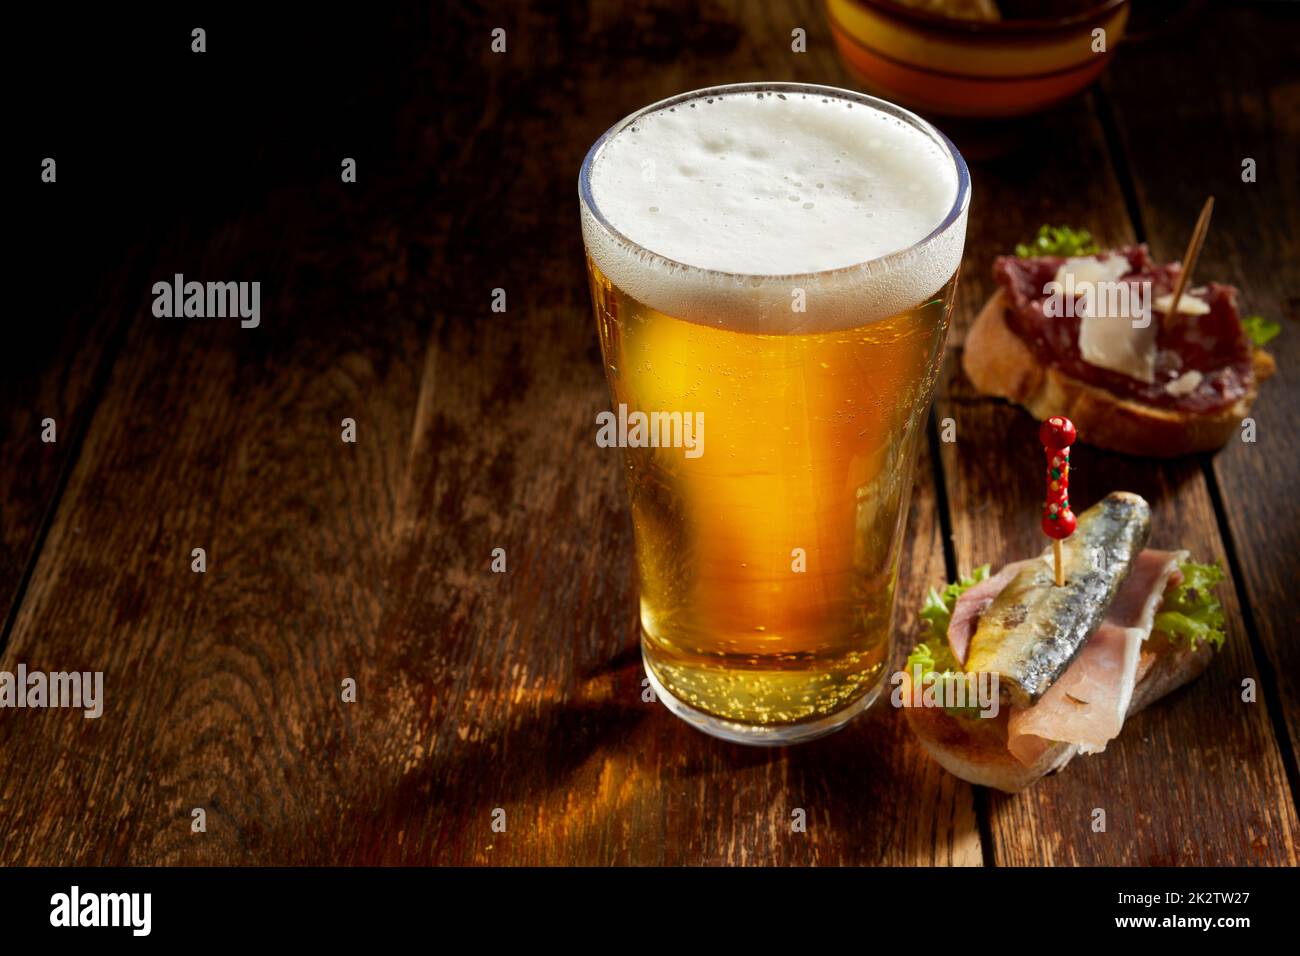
[903,629,1216,792]
[901,685,1075,792]
[961,291,1275,458]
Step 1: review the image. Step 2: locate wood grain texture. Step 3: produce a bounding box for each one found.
[1101,1,1300,764]
[0,0,979,866]
[1,0,1293,867]
[934,92,1297,864]
[0,304,112,632]
[0,221,144,634]
[0,7,442,864]
[348,0,979,867]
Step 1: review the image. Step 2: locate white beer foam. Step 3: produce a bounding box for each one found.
[582,90,966,332]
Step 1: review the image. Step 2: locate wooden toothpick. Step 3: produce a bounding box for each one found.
[1161,196,1214,332]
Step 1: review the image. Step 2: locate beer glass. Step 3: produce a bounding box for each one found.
[579,83,969,744]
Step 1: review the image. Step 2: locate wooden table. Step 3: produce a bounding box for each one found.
[2,1,1296,866]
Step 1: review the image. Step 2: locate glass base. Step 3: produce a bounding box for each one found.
[641,649,882,746]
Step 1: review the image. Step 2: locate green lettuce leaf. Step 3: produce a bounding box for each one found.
[1014,225,1099,259]
[917,564,990,644]
[1242,315,1281,347]
[1153,560,1226,651]
[907,565,990,716]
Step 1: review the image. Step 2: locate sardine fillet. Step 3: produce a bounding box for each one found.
[1007,548,1188,762]
[964,492,1152,708]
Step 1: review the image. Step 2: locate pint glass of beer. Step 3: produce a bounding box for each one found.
[580,83,969,744]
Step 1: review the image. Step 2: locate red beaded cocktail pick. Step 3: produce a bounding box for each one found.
[1040,416,1077,587]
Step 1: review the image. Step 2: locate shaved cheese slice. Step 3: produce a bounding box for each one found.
[1165,370,1204,397]
[1154,291,1211,316]
[1055,257,1159,384]
[1079,319,1159,383]
[1054,255,1129,290]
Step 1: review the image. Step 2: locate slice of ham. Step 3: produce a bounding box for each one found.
[947,559,1039,666]
[1005,548,1188,765]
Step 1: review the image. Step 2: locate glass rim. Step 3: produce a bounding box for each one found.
[578,81,971,284]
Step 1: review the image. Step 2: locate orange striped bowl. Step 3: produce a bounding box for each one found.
[826,0,1130,118]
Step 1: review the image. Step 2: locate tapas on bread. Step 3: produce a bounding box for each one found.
[898,416,1226,792]
[962,225,1277,457]
[899,489,1225,793]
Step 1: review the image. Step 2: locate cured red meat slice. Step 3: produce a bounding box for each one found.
[993,245,1254,413]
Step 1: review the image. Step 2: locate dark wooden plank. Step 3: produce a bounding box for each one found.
[0,217,145,635]
[933,91,1298,863]
[0,0,980,866]
[0,191,428,864]
[0,307,114,632]
[0,6,449,865]
[1100,1,1300,767]
[345,0,979,867]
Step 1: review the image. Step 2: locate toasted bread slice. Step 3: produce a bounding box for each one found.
[903,630,1215,793]
[961,291,1274,458]
[902,684,1075,792]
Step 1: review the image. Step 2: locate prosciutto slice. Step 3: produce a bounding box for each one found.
[1005,548,1187,765]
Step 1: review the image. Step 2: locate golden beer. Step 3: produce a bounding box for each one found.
[580,84,969,743]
